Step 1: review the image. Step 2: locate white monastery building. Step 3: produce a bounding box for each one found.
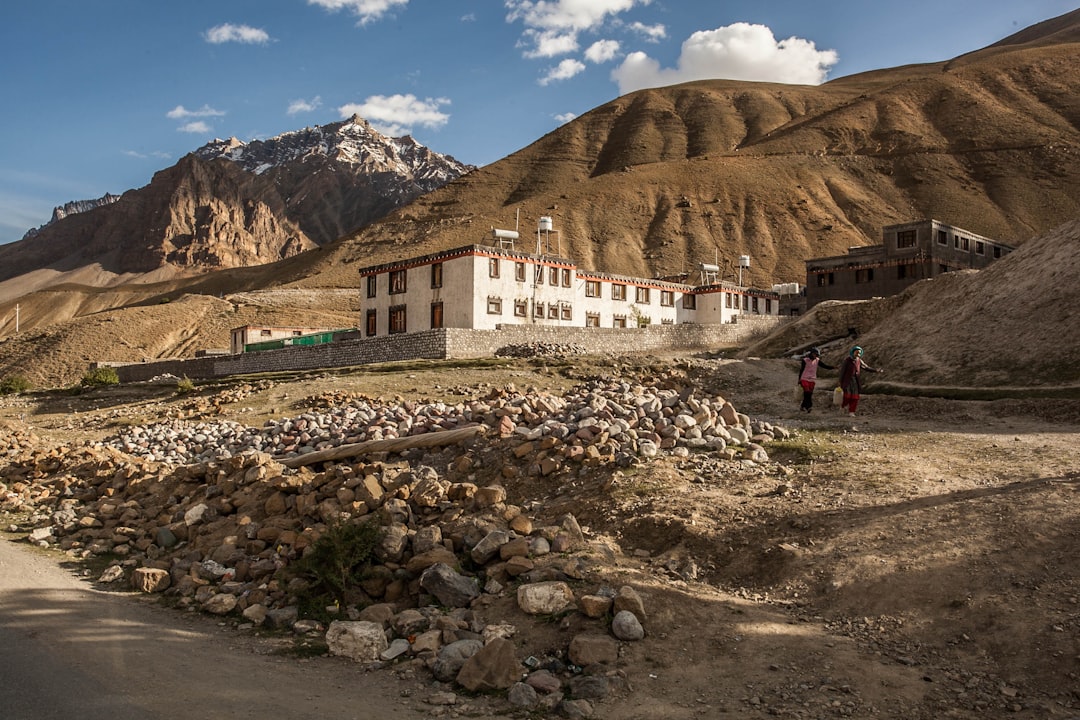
[358,219,781,338]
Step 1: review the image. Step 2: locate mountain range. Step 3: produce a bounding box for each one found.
[0,8,1078,388]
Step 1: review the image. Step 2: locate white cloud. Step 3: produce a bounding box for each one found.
[554,112,577,124]
[628,21,665,42]
[506,0,649,58]
[308,0,408,26]
[585,39,620,63]
[539,58,585,86]
[179,121,211,134]
[204,23,271,44]
[287,96,323,115]
[122,150,173,160]
[461,13,476,22]
[338,94,450,136]
[611,23,838,94]
[520,29,579,58]
[166,105,225,120]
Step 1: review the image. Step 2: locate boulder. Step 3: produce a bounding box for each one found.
[325,620,388,663]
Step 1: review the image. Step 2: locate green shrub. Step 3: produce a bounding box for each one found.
[0,374,31,395]
[81,366,120,387]
[293,518,382,606]
[176,376,195,394]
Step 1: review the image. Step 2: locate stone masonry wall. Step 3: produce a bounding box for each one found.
[113,317,785,383]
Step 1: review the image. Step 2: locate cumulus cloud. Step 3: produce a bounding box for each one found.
[287,96,323,115]
[166,105,225,120]
[308,0,408,26]
[611,23,838,94]
[554,112,577,124]
[627,21,665,42]
[585,39,620,63]
[178,121,212,134]
[539,58,586,85]
[338,94,450,137]
[506,0,649,58]
[204,23,271,44]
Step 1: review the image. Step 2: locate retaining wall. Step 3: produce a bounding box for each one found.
[113,317,784,383]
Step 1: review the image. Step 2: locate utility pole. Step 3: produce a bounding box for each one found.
[15,304,18,333]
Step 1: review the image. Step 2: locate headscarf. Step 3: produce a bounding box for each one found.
[850,346,862,357]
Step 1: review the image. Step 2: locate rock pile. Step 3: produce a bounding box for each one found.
[495,342,587,358]
[0,376,790,714]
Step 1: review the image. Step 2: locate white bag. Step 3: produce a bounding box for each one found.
[832,387,844,406]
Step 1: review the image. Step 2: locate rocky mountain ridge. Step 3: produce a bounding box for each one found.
[0,116,474,294]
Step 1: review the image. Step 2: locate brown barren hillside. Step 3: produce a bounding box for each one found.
[0,10,1078,389]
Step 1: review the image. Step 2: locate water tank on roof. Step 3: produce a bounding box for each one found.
[699,263,720,273]
[492,228,519,240]
[539,216,553,232]
[738,255,751,268]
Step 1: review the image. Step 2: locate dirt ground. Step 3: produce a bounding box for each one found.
[2,353,1079,719]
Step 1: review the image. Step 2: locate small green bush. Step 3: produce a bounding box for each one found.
[176,376,195,394]
[81,366,120,387]
[293,518,382,606]
[0,374,31,395]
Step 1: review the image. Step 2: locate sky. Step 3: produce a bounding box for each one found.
[0,0,1073,245]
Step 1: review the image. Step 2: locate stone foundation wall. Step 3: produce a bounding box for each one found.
[113,317,784,383]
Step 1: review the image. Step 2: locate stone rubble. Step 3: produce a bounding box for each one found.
[0,374,792,716]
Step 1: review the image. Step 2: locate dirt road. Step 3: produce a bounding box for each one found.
[0,539,513,720]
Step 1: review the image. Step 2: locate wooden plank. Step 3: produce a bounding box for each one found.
[275,424,486,468]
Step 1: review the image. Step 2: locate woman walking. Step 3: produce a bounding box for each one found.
[838,346,882,417]
[798,347,834,413]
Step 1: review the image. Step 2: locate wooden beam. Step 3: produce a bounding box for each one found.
[274,424,486,468]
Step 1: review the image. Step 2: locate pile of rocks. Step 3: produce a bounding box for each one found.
[495,342,587,358]
[0,376,791,713]
[99,379,785,468]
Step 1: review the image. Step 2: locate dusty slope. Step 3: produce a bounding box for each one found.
[0,290,358,388]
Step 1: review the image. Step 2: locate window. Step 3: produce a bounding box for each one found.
[366,309,377,336]
[515,262,526,282]
[389,305,407,334]
[855,268,874,283]
[292,330,303,336]
[560,304,572,321]
[585,312,600,327]
[725,293,733,308]
[743,296,750,311]
[533,302,545,318]
[765,299,772,313]
[635,286,650,304]
[585,280,601,297]
[389,269,407,294]
[613,316,627,328]
[751,297,759,313]
[975,241,985,255]
[514,299,527,317]
[937,230,948,245]
[561,268,571,287]
[682,294,696,309]
[549,267,559,286]
[660,290,674,307]
[366,275,377,298]
[260,329,272,337]
[898,264,909,279]
[954,236,960,249]
[612,283,626,301]
[547,304,559,319]
[430,302,443,329]
[993,246,1002,259]
[489,258,500,278]
[962,237,970,251]
[487,297,502,315]
[827,272,835,285]
[897,230,916,249]
[431,263,443,288]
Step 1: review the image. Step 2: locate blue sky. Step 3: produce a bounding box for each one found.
[0,0,1073,245]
